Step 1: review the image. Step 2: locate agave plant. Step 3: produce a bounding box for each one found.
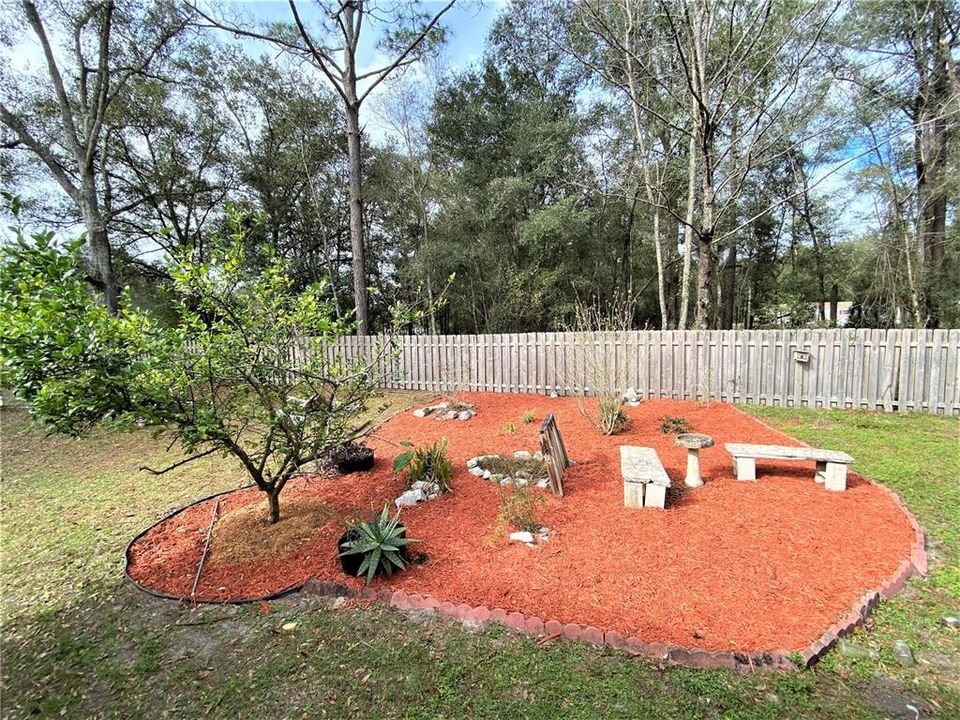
[339,505,418,584]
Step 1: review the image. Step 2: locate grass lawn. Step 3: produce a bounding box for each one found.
[1,394,957,719]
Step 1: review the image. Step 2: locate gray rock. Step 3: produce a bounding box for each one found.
[395,489,423,507]
[457,410,473,421]
[500,478,513,486]
[444,410,458,420]
[536,479,550,489]
[413,408,429,418]
[622,386,639,403]
[892,640,915,668]
[469,467,485,477]
[533,451,544,461]
[509,531,535,544]
[466,457,480,469]
[514,477,529,487]
[944,615,960,628]
[514,470,531,479]
[482,470,491,479]
[513,450,533,460]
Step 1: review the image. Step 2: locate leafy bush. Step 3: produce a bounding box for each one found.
[496,484,543,535]
[393,439,453,493]
[597,398,629,434]
[659,416,692,434]
[0,210,434,524]
[339,505,417,584]
[520,410,536,424]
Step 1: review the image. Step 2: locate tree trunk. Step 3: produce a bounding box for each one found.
[679,132,696,330]
[80,180,118,313]
[267,488,281,524]
[345,101,369,336]
[695,160,715,330]
[720,242,736,329]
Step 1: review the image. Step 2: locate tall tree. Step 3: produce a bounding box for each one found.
[192,0,454,335]
[0,0,188,312]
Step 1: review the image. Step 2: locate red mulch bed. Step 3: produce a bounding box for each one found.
[127,393,916,652]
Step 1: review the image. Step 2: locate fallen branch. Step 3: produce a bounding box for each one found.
[188,498,220,604]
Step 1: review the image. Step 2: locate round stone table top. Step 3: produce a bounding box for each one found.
[674,433,715,450]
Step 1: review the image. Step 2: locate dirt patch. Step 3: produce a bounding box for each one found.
[127,393,917,652]
[211,497,337,565]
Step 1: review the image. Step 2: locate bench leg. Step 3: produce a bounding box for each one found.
[815,461,827,484]
[624,481,644,509]
[644,484,666,509]
[733,457,756,481]
[824,463,847,491]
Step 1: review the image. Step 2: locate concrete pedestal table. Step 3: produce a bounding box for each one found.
[675,433,715,488]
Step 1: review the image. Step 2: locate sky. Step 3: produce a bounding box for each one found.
[217,0,502,143]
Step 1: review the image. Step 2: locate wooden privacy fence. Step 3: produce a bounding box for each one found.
[320,329,960,415]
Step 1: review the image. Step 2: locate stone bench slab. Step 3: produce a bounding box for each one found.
[724,443,853,464]
[724,443,853,491]
[620,446,671,487]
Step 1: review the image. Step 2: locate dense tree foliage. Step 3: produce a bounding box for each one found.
[2,0,958,330]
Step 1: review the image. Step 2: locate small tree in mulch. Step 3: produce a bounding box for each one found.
[1,210,438,524]
[566,299,635,435]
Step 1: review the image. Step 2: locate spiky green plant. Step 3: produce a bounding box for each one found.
[339,505,418,584]
[520,410,536,424]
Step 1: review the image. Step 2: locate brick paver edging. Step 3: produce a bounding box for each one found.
[302,408,927,672]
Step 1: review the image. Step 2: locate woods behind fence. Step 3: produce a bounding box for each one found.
[314,329,960,415]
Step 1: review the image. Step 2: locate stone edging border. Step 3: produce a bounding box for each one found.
[299,404,927,672]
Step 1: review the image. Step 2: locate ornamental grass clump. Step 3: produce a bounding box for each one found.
[339,505,418,584]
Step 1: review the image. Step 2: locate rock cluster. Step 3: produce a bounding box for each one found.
[394,480,443,508]
[508,527,552,547]
[466,450,550,489]
[413,401,476,421]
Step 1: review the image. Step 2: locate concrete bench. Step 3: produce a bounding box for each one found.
[724,443,854,491]
[620,446,670,509]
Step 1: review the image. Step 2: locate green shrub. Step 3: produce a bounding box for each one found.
[597,398,629,434]
[520,410,536,424]
[659,415,692,434]
[496,484,543,535]
[393,438,453,492]
[339,505,418,584]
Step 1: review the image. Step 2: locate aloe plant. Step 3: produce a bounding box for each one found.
[339,505,418,584]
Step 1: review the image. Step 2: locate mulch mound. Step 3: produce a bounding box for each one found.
[126,393,916,652]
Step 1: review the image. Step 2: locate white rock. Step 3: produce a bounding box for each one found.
[514,477,529,487]
[514,450,533,460]
[466,457,480,469]
[549,392,559,398]
[533,451,543,461]
[536,479,550,489]
[514,470,531,480]
[482,470,491,479]
[500,478,513,486]
[469,467,485,476]
[413,408,428,418]
[395,489,423,507]
[537,527,551,541]
[622,386,639,403]
[457,410,472,421]
[444,410,458,420]
[509,531,535,544]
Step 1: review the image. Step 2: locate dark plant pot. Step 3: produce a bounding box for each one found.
[337,526,409,578]
[333,447,375,474]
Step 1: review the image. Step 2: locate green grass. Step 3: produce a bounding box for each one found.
[1,398,958,718]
